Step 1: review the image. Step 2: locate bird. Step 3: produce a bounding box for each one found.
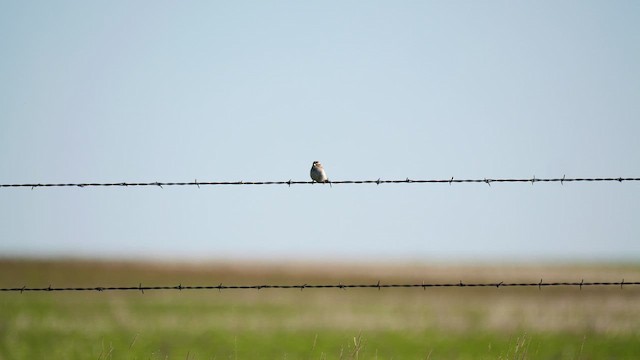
[310,161,329,183]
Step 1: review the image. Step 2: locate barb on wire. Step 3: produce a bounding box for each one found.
[1,280,638,293]
[1,177,639,189]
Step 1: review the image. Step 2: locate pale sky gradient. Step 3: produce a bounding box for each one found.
[1,1,639,262]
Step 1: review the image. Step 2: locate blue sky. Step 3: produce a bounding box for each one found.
[1,1,639,262]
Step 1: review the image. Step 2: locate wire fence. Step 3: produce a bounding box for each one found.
[3,177,638,294]
[1,176,639,189]
[2,280,638,293]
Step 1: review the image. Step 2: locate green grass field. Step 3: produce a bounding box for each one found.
[1,259,639,359]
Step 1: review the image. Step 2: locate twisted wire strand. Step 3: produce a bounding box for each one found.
[2,280,637,293]
[1,177,639,189]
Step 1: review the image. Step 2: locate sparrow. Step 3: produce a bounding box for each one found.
[310,161,329,183]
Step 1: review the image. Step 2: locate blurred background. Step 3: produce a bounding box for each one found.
[1,1,639,262]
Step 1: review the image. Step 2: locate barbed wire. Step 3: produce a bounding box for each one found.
[1,176,639,189]
[2,280,638,293]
